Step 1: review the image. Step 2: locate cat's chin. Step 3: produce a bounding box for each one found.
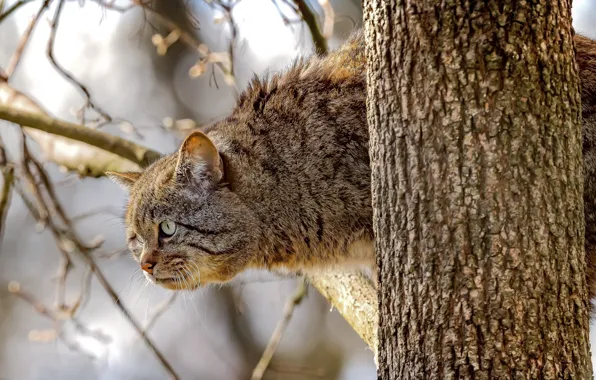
[144,272,200,291]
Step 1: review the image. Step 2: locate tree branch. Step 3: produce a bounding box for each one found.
[0,103,160,169]
[294,0,327,54]
[0,0,35,24]
[0,80,147,176]
[308,271,378,363]
[0,166,13,243]
[4,0,51,78]
[47,0,113,125]
[252,277,308,380]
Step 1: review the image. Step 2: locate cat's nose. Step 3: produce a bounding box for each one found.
[141,255,157,274]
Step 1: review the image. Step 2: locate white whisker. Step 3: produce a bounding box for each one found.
[116,268,141,302]
[182,267,202,325]
[145,286,154,325]
[133,278,150,311]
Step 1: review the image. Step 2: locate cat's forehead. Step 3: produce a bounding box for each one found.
[125,156,177,226]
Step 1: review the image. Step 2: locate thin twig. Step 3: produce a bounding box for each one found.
[144,293,177,332]
[7,281,97,359]
[210,1,239,82]
[20,132,74,310]
[0,135,13,243]
[91,0,238,92]
[4,0,51,78]
[0,167,14,243]
[69,264,92,316]
[15,174,180,379]
[14,129,179,378]
[8,281,61,320]
[78,244,181,379]
[251,277,308,380]
[96,246,129,260]
[0,0,36,24]
[71,206,121,222]
[269,364,326,378]
[47,0,112,125]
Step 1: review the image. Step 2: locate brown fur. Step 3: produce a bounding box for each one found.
[110,31,596,299]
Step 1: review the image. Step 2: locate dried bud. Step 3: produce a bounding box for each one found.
[162,117,174,129]
[120,121,134,134]
[224,73,236,86]
[151,34,164,46]
[189,60,207,78]
[198,44,210,56]
[8,281,19,293]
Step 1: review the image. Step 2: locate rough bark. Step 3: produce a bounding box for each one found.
[364,0,592,379]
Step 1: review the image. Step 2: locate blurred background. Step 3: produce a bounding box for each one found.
[0,0,594,379]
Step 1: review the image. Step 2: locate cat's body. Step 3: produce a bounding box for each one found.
[110,31,596,298]
[202,32,372,276]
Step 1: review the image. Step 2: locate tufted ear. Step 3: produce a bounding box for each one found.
[106,171,141,191]
[175,130,223,184]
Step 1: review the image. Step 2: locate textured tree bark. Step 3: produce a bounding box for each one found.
[364,0,593,379]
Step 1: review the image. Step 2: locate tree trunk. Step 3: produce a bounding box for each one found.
[364,1,593,378]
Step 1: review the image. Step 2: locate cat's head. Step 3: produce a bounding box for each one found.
[108,131,259,290]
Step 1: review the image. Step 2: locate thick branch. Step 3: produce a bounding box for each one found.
[0,103,160,169]
[0,80,146,176]
[307,271,378,362]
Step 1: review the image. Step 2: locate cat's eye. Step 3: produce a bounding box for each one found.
[159,220,177,237]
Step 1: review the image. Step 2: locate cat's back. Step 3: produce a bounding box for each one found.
[206,31,372,261]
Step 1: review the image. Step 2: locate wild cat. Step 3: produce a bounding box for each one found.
[109,31,596,300]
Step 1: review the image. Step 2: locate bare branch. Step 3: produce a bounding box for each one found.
[4,0,51,78]
[0,80,144,176]
[268,364,326,378]
[0,103,160,169]
[307,271,378,364]
[0,134,13,242]
[144,293,177,332]
[251,277,308,380]
[317,0,334,39]
[7,281,98,359]
[92,0,238,90]
[15,169,180,379]
[71,205,120,222]
[208,0,240,83]
[68,265,92,316]
[0,0,36,24]
[0,165,13,243]
[47,0,113,125]
[293,0,327,54]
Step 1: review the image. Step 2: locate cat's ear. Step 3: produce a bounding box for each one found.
[175,130,223,184]
[106,171,141,191]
